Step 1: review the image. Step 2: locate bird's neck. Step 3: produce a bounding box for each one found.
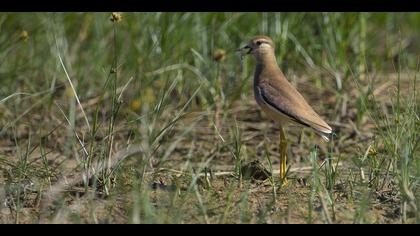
[254,53,281,81]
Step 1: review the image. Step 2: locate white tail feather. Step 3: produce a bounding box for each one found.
[315,130,331,142]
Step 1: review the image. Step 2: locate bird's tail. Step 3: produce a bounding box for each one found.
[315,129,331,142]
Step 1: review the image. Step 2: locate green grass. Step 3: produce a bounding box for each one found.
[0,12,419,224]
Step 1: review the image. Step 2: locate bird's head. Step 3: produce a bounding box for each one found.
[238,35,275,60]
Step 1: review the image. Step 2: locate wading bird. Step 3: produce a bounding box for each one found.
[238,35,332,186]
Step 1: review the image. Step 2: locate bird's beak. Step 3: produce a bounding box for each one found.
[237,45,252,55]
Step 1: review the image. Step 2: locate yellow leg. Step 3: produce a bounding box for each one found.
[279,125,288,186]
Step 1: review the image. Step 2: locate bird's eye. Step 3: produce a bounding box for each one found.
[256,41,262,46]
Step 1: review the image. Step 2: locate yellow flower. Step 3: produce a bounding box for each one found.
[394,116,400,125]
[19,30,29,42]
[65,86,75,98]
[130,99,141,112]
[368,147,378,157]
[213,49,226,62]
[110,12,122,23]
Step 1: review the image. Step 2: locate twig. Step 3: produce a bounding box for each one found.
[146,165,321,178]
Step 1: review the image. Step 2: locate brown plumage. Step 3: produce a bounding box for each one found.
[245,35,332,141]
[239,35,332,184]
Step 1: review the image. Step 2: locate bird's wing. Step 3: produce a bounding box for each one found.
[257,78,332,134]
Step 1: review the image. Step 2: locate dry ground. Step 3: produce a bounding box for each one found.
[1,71,417,224]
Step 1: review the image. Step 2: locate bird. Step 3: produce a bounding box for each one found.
[238,35,332,186]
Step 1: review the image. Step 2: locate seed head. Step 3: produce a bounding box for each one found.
[213,49,226,62]
[110,12,122,23]
[368,147,378,157]
[19,30,29,42]
[394,116,400,125]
